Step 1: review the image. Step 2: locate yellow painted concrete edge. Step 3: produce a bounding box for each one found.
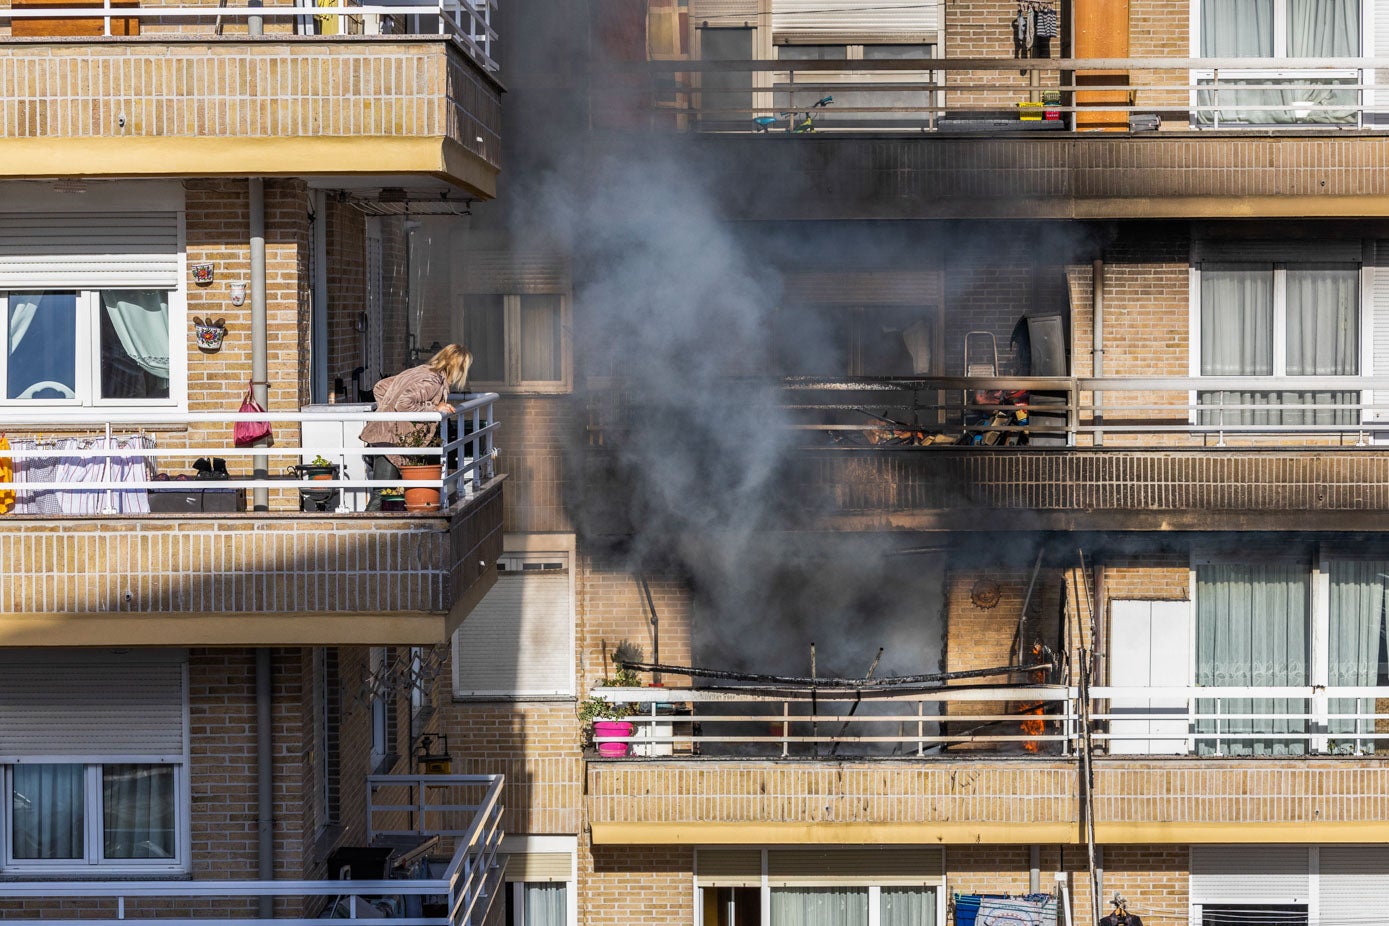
[0,611,451,647]
[0,135,496,199]
[591,821,1389,846]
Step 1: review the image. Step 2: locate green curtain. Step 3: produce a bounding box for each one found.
[1196,563,1310,755]
[1328,561,1388,753]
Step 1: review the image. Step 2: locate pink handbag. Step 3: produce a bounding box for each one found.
[233,383,273,447]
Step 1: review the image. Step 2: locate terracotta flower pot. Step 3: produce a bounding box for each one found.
[398,463,443,511]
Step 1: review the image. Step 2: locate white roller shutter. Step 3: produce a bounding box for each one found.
[505,852,574,883]
[1191,846,1312,904]
[461,251,569,295]
[772,0,936,37]
[0,212,180,289]
[1319,846,1389,923]
[0,649,187,760]
[453,556,573,697]
[690,0,757,27]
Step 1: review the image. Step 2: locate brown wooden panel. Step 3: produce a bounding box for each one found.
[1074,0,1129,131]
[12,0,139,37]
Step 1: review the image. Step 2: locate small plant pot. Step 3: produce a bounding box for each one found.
[399,463,443,511]
[381,495,406,512]
[593,720,634,757]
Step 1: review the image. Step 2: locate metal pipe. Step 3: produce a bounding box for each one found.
[311,190,329,404]
[1030,845,1041,894]
[1092,258,1104,446]
[621,660,1052,689]
[249,178,268,511]
[256,648,274,916]
[247,0,262,34]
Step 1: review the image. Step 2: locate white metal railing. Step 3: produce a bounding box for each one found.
[1092,685,1389,756]
[775,375,1389,447]
[0,0,498,70]
[614,56,1389,133]
[0,391,499,515]
[1,773,505,925]
[586,685,1389,758]
[587,685,1075,758]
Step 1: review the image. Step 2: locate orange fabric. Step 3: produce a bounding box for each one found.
[0,435,13,513]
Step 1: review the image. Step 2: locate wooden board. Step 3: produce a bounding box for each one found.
[12,0,140,37]
[1073,0,1129,130]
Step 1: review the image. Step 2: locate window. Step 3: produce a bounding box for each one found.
[462,293,570,392]
[0,650,188,874]
[1195,261,1362,427]
[773,304,939,377]
[502,839,575,926]
[1,290,174,405]
[697,848,944,926]
[1178,551,1389,756]
[773,43,936,130]
[453,552,574,699]
[699,27,755,129]
[1194,0,1361,125]
[369,647,391,771]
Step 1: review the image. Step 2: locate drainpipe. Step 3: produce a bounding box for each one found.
[250,178,269,511]
[248,0,262,35]
[256,648,274,916]
[1029,845,1041,894]
[1092,258,1104,446]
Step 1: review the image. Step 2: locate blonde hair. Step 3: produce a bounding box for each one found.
[427,343,473,390]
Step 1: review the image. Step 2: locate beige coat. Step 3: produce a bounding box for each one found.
[359,365,448,466]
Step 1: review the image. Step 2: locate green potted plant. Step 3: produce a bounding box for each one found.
[304,454,337,480]
[579,664,641,757]
[397,423,442,512]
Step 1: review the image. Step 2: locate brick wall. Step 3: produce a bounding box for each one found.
[580,844,695,926]
[497,396,576,533]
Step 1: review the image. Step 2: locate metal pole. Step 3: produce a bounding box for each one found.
[256,649,274,917]
[249,178,269,511]
[1092,259,1104,446]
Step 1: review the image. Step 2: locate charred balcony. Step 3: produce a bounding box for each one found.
[591,57,1389,220]
[579,376,1389,533]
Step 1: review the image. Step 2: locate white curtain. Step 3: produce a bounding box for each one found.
[1284,265,1358,425]
[1196,563,1310,756]
[1199,0,1360,125]
[101,291,171,382]
[11,764,84,859]
[1328,561,1388,752]
[8,294,39,351]
[882,888,935,926]
[771,888,869,926]
[522,883,567,926]
[520,295,563,382]
[103,764,176,859]
[1200,265,1275,425]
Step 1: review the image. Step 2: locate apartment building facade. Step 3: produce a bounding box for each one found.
[0,2,509,922]
[421,1,1389,926]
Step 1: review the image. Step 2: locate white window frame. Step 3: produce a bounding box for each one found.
[1188,0,1371,129]
[460,293,572,395]
[694,847,947,926]
[0,289,186,410]
[369,647,389,771]
[1188,545,1388,755]
[1188,256,1373,427]
[452,535,577,701]
[502,835,578,926]
[2,761,189,875]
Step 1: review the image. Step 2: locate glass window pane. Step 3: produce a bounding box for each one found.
[1201,0,1273,56]
[862,44,933,60]
[7,292,78,400]
[777,45,846,60]
[464,294,506,382]
[102,765,176,860]
[770,887,869,926]
[99,291,171,400]
[11,764,85,860]
[521,882,567,926]
[1288,0,1359,57]
[520,294,564,382]
[882,888,936,926]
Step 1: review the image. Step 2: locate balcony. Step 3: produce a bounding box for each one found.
[1,773,506,925]
[583,685,1389,846]
[596,56,1389,219]
[0,394,504,646]
[583,376,1389,533]
[0,1,501,194]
